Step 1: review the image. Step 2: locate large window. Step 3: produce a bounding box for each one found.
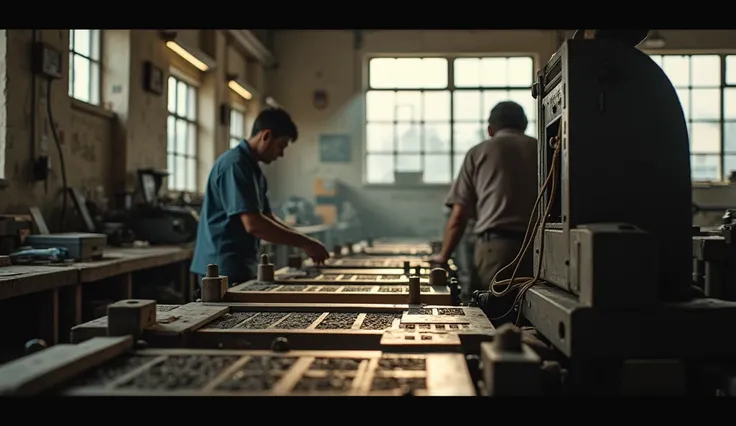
[68,29,101,105]
[167,75,198,192]
[230,107,246,149]
[649,54,736,182]
[365,56,536,185]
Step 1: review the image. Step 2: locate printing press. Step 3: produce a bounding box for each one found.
[471,30,736,395]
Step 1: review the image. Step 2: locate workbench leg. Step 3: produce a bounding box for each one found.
[38,288,59,346]
[57,284,82,343]
[178,261,194,302]
[189,273,196,302]
[110,273,133,300]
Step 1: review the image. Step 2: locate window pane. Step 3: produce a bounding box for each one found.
[422,91,450,121]
[690,55,720,87]
[175,119,187,154]
[366,91,395,121]
[366,123,394,152]
[453,122,485,152]
[725,154,736,180]
[395,91,421,122]
[424,154,451,184]
[232,116,240,137]
[175,156,186,191]
[675,88,690,121]
[453,91,482,121]
[177,81,188,116]
[231,138,240,149]
[727,56,736,85]
[369,58,447,89]
[73,30,91,57]
[726,121,736,152]
[230,110,243,136]
[424,123,450,152]
[691,154,720,182]
[72,55,91,102]
[187,122,197,157]
[507,57,534,87]
[725,88,736,120]
[186,158,197,192]
[396,154,421,172]
[167,116,176,152]
[480,58,507,87]
[649,55,663,68]
[238,112,245,135]
[691,88,721,120]
[89,60,100,105]
[366,154,395,183]
[396,123,420,152]
[662,55,689,87]
[89,30,101,61]
[456,56,534,88]
[453,154,465,179]
[690,122,720,154]
[188,86,197,120]
[527,120,537,138]
[417,58,447,88]
[454,58,481,87]
[166,154,175,189]
[168,77,177,113]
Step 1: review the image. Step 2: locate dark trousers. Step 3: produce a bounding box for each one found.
[470,236,533,326]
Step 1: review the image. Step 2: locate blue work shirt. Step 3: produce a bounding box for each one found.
[190,140,271,284]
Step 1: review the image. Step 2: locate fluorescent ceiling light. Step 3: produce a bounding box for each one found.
[642,30,666,49]
[228,79,253,100]
[166,41,210,72]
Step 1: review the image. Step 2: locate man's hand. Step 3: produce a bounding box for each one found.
[429,254,448,265]
[303,238,330,265]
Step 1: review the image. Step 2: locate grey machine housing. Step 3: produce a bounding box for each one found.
[524,38,736,361]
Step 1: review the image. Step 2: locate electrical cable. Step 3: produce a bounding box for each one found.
[45,78,68,231]
[486,120,563,325]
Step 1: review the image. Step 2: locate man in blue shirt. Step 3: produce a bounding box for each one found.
[191,108,330,286]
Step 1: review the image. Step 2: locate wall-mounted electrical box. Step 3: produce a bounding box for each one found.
[32,42,63,79]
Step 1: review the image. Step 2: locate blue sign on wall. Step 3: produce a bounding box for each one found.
[319,134,351,163]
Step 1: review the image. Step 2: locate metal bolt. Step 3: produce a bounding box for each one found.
[493,323,523,352]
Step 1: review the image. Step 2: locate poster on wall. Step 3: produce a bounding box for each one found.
[319,134,351,163]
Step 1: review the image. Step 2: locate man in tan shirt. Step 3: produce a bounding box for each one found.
[431,101,538,323]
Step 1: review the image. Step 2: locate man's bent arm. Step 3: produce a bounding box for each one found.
[266,212,297,231]
[438,204,471,262]
[240,213,312,248]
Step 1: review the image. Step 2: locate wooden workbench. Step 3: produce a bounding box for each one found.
[74,246,193,283]
[0,265,78,355]
[0,245,194,361]
[72,245,194,322]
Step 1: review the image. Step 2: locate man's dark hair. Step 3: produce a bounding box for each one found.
[251,107,299,142]
[488,101,528,132]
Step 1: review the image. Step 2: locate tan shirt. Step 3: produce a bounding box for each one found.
[444,129,538,234]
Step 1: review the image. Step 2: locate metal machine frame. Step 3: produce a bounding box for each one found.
[517,38,736,391]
